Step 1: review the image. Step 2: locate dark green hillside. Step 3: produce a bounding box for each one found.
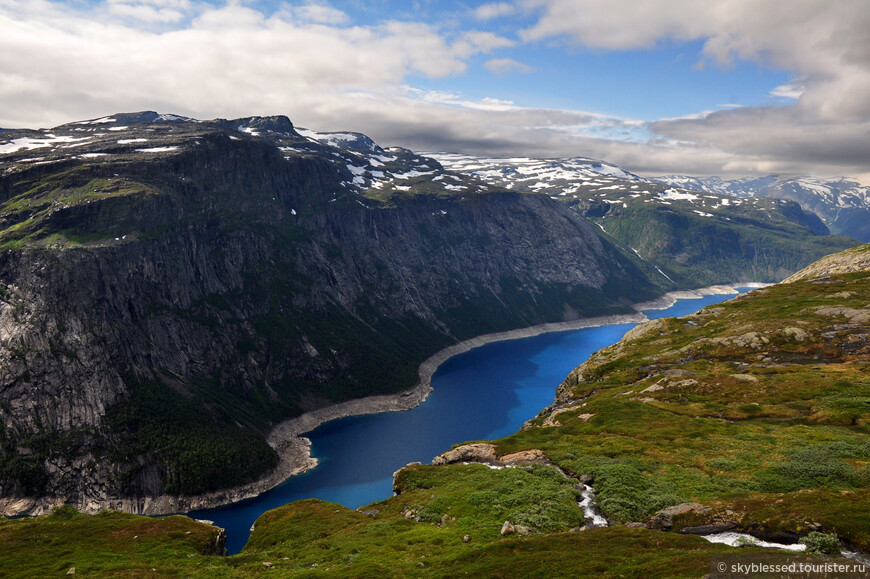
[591,199,856,286]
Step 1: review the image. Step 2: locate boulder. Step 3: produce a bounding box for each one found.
[782,327,810,342]
[432,443,497,466]
[646,503,711,531]
[499,449,550,466]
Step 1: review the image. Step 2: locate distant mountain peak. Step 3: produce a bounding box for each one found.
[654,174,870,242]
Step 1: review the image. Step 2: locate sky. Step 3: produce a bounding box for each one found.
[1,0,869,181]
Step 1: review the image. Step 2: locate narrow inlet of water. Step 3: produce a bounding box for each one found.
[191,290,752,554]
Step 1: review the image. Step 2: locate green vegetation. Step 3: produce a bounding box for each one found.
[0,427,95,496]
[393,463,583,533]
[578,196,858,288]
[0,170,157,249]
[0,507,227,578]
[105,380,278,495]
[800,531,842,555]
[0,502,747,578]
[562,457,683,522]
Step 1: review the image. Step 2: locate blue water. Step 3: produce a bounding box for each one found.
[191,290,751,554]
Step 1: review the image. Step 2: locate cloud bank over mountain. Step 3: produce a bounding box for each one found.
[1,0,868,182]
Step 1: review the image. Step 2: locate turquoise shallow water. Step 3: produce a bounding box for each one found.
[191,290,749,554]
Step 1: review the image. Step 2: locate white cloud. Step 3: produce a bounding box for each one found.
[516,0,870,179]
[770,80,805,100]
[451,31,515,58]
[405,87,522,111]
[1,0,869,182]
[289,2,349,25]
[0,2,481,129]
[474,2,518,20]
[484,58,534,74]
[106,0,191,23]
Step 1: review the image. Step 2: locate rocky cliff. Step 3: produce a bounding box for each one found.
[0,113,660,512]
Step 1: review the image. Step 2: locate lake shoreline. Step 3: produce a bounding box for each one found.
[0,283,763,517]
[168,282,767,515]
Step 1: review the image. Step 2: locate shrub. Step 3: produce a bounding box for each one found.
[571,459,684,523]
[49,504,79,520]
[800,532,841,555]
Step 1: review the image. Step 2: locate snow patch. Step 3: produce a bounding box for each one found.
[135,146,179,153]
[73,116,116,125]
[0,135,92,154]
[659,188,700,202]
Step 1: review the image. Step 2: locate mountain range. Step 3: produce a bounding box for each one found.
[0,112,861,518]
[653,174,870,242]
[430,153,858,286]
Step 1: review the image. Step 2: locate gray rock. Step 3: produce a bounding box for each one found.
[647,503,711,531]
[432,444,497,466]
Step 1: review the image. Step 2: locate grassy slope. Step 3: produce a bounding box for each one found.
[1,249,868,577]
[0,506,227,577]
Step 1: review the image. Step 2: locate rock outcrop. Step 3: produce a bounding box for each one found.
[784,242,870,282]
[432,444,498,466]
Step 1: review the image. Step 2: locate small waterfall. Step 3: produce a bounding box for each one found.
[577,484,608,529]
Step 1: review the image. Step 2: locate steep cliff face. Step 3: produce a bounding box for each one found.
[0,114,660,509]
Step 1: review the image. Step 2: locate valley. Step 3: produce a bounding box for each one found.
[0,113,867,577]
[0,244,866,577]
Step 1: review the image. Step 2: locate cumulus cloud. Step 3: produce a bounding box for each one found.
[484,58,534,74]
[451,30,515,58]
[0,1,476,127]
[474,2,518,20]
[516,0,870,179]
[106,0,191,23]
[287,2,349,25]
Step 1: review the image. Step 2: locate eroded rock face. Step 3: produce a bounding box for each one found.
[784,243,870,282]
[200,525,228,556]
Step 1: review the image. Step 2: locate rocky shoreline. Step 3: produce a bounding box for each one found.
[632,282,770,311]
[0,283,761,518]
